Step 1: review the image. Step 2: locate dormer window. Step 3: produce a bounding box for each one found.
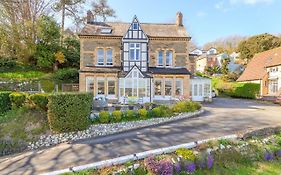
[133,23,138,30]
[100,28,112,34]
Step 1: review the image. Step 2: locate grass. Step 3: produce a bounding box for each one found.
[194,161,281,175]
[0,71,50,80]
[0,107,49,142]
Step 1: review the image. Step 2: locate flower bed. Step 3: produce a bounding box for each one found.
[64,130,281,175]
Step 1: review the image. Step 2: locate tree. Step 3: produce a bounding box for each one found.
[205,66,221,76]
[53,0,85,45]
[221,58,230,75]
[62,37,80,68]
[35,15,62,70]
[237,33,281,64]
[91,0,116,22]
[0,0,53,62]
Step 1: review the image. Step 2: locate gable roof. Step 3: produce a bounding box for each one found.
[79,21,189,38]
[237,47,281,82]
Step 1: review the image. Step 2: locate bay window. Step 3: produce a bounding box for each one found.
[154,80,162,96]
[86,77,94,92]
[97,80,105,95]
[175,79,183,96]
[165,80,172,96]
[108,80,115,95]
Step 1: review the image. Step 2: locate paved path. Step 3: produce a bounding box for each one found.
[0,98,280,175]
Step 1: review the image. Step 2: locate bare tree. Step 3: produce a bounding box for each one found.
[0,0,54,61]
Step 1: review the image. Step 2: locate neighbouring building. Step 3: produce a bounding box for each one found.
[237,47,281,97]
[78,12,195,103]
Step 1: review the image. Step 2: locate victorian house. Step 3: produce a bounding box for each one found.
[78,12,193,103]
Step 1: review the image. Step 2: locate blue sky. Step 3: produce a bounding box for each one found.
[101,0,281,46]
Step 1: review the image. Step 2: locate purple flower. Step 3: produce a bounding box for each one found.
[264,151,274,161]
[207,154,214,169]
[174,162,181,173]
[159,160,173,175]
[185,162,196,173]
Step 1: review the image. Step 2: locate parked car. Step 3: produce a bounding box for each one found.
[212,90,217,98]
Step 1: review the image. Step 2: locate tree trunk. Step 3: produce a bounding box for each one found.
[60,0,65,46]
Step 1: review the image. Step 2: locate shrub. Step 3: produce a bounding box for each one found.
[111,110,122,122]
[99,111,110,123]
[138,109,148,119]
[9,92,27,108]
[53,68,79,83]
[124,110,135,120]
[0,92,11,113]
[175,148,195,161]
[172,101,187,113]
[47,93,92,133]
[29,93,49,111]
[151,107,162,118]
[159,105,173,117]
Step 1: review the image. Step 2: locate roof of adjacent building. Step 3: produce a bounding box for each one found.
[237,47,281,82]
[79,22,189,38]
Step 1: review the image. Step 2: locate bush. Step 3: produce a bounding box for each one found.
[228,83,260,99]
[29,93,49,111]
[175,148,195,161]
[53,68,79,83]
[138,109,148,119]
[159,105,173,117]
[0,92,11,113]
[151,107,162,118]
[47,93,93,133]
[185,101,201,112]
[0,59,16,70]
[172,101,187,113]
[99,111,111,123]
[111,110,122,122]
[9,92,27,108]
[124,110,135,120]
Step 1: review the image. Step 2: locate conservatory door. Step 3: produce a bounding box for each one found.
[119,67,151,104]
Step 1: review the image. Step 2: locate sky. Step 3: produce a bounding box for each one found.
[97,0,281,46]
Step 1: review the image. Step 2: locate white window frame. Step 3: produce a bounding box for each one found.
[166,50,173,67]
[86,77,94,93]
[129,43,140,61]
[97,48,104,65]
[175,79,183,96]
[157,50,164,66]
[154,79,162,96]
[106,49,113,66]
[164,79,172,96]
[97,78,105,95]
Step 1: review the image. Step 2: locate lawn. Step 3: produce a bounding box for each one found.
[0,71,50,80]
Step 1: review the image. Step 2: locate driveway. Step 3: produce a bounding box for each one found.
[0,98,280,175]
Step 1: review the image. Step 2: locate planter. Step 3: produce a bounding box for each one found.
[128,105,134,110]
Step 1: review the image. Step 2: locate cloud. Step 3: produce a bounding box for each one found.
[196,11,207,17]
[230,0,274,5]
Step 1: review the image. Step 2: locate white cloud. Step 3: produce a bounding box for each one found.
[229,0,274,5]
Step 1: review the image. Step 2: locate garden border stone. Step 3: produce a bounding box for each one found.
[41,134,237,175]
[28,109,205,151]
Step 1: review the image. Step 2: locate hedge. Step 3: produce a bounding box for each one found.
[0,92,11,113]
[47,93,93,133]
[9,92,27,108]
[222,83,260,99]
[29,93,49,111]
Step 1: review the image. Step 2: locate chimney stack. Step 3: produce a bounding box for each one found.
[176,12,183,26]
[87,10,93,24]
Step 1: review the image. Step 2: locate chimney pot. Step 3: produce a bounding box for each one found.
[87,10,93,24]
[176,12,183,26]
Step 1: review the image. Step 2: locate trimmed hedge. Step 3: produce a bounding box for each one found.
[0,92,11,113]
[9,92,27,108]
[47,93,93,133]
[222,83,260,99]
[29,93,49,111]
[99,111,110,123]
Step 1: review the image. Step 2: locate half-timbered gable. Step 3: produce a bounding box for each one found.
[122,16,149,72]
